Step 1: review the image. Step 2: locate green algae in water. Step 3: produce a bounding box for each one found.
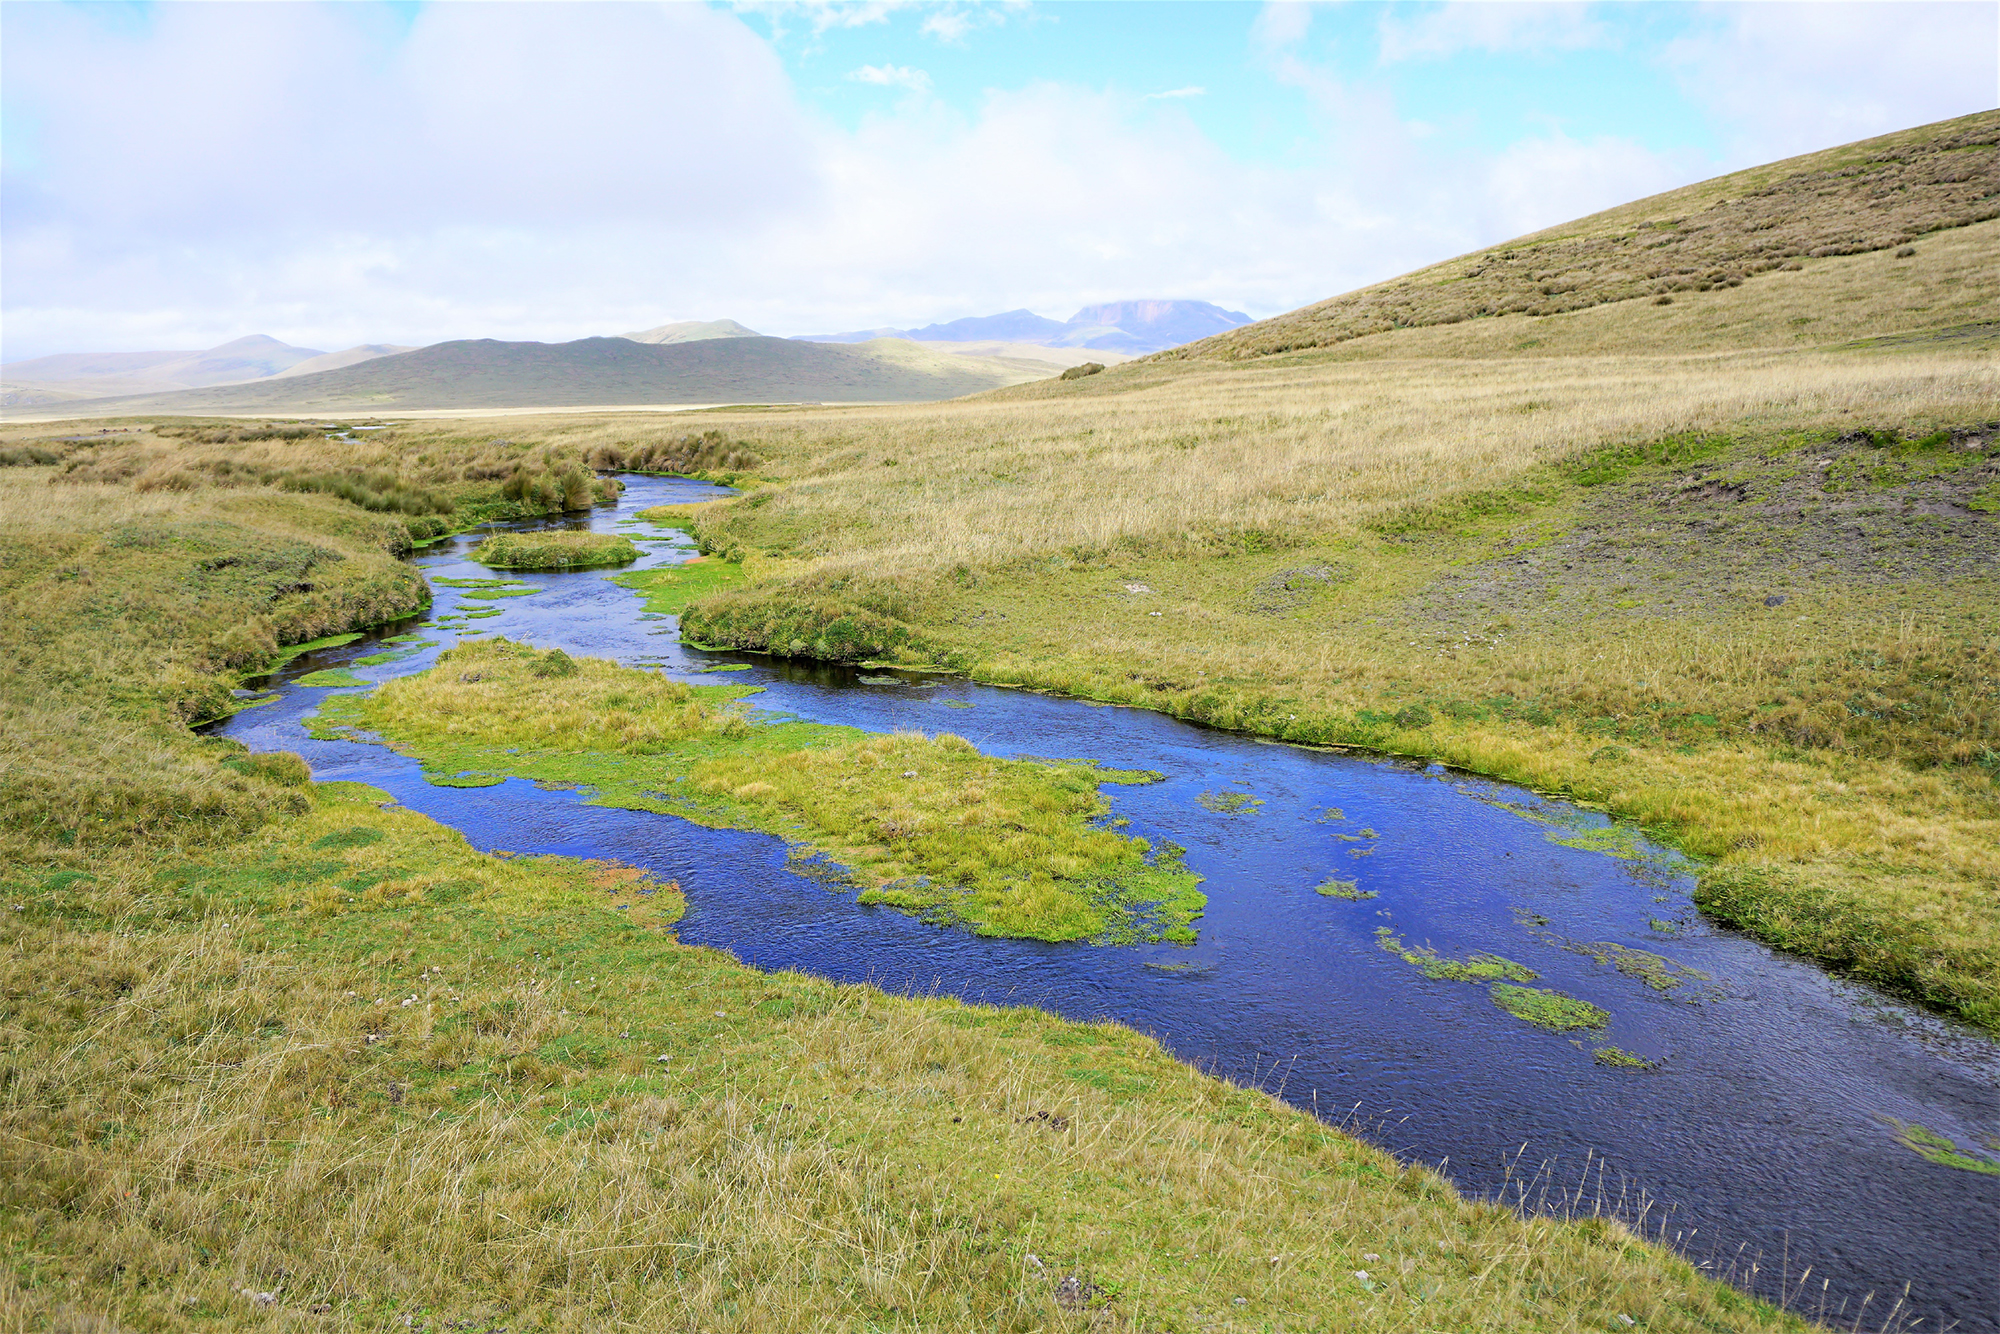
[431,576,529,589]
[272,632,362,666]
[1489,983,1609,1031]
[696,664,754,673]
[294,668,370,688]
[351,647,427,667]
[942,699,975,709]
[382,635,430,644]
[1316,877,1377,900]
[1376,929,1537,982]
[1198,790,1264,815]
[1878,1116,2000,1175]
[462,586,543,600]
[1592,1046,1657,1070]
[611,558,746,616]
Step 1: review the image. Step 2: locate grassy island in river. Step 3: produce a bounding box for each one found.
[311,637,1205,943]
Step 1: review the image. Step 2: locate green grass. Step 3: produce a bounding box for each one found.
[310,638,1206,944]
[473,531,639,570]
[0,784,1809,1332]
[610,552,747,615]
[293,668,370,688]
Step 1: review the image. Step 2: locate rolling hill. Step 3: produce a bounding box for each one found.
[27,334,1043,415]
[1158,109,1999,362]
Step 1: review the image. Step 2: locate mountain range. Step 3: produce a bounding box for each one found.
[1,299,1232,415]
[797,299,1251,354]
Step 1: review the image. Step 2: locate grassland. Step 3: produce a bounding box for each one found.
[0,781,1811,1332]
[3,113,1995,1329]
[310,638,1204,943]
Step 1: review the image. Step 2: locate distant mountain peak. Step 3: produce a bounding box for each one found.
[621,319,763,345]
[794,298,1251,355]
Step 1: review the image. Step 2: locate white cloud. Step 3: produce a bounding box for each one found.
[850,63,934,94]
[1665,3,2000,164]
[9,2,1989,363]
[1146,87,1208,100]
[1477,132,1698,239]
[1377,3,1611,63]
[921,9,975,43]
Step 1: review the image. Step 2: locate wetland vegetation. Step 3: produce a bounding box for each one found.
[474,530,639,570]
[310,637,1205,943]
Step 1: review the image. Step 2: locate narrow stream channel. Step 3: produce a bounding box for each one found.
[213,473,2000,1331]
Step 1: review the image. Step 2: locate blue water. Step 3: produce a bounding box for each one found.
[214,474,2000,1331]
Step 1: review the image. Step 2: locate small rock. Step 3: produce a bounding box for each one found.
[1233,1296,1248,1306]
[656,1054,671,1063]
[1763,594,1786,607]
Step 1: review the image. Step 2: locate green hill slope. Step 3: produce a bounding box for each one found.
[43,335,1024,414]
[1160,110,1998,363]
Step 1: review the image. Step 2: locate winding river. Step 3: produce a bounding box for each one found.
[213,473,2000,1331]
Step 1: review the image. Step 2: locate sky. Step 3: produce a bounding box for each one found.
[2,0,1995,361]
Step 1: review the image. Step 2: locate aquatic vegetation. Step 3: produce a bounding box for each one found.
[293,668,370,688]
[1593,1046,1658,1070]
[1316,877,1376,900]
[1878,1116,2000,1175]
[1197,790,1264,815]
[942,698,975,708]
[271,631,363,666]
[611,555,747,616]
[461,585,542,600]
[1490,983,1610,1031]
[313,638,1204,944]
[1376,928,1536,982]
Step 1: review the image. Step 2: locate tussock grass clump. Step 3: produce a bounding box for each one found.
[0,787,1806,1332]
[584,427,761,477]
[318,639,1204,942]
[473,530,639,570]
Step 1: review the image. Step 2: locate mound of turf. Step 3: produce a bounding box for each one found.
[474,531,639,570]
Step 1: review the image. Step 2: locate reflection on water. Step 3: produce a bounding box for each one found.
[214,475,2000,1331]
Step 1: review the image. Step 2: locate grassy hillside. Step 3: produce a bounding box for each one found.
[1160,110,1997,362]
[15,335,1033,416]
